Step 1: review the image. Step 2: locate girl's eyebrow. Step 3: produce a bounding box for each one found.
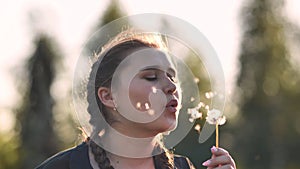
[140,66,176,76]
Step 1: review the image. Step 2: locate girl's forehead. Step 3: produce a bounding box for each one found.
[126,48,176,72]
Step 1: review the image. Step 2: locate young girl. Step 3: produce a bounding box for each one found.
[36,31,236,169]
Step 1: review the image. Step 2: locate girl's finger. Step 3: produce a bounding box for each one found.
[211,146,229,156]
[202,155,232,167]
[203,147,236,168]
[214,164,235,169]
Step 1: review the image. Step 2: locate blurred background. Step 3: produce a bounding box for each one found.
[0,0,300,168]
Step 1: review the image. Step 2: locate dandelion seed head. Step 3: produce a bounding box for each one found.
[206,109,226,125]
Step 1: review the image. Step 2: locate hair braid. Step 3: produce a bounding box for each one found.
[153,142,174,169]
[89,140,114,169]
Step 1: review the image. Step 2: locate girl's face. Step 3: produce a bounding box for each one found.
[111,47,181,137]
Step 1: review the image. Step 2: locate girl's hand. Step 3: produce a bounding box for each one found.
[202,146,236,169]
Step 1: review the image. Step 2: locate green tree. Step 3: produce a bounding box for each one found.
[97,0,125,28]
[85,0,126,56]
[0,134,19,169]
[234,0,300,168]
[16,34,61,169]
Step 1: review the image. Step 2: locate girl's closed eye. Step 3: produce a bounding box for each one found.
[140,69,158,81]
[144,75,157,81]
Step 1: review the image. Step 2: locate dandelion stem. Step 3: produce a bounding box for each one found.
[216,123,219,148]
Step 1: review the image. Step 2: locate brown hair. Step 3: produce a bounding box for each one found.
[86,31,174,169]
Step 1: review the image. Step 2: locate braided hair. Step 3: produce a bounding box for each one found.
[86,31,175,169]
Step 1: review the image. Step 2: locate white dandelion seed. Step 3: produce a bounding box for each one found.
[151,86,157,94]
[205,91,215,99]
[194,124,201,132]
[196,102,205,109]
[136,102,141,109]
[148,109,155,115]
[194,77,200,83]
[145,103,150,110]
[187,108,202,122]
[192,111,202,119]
[205,92,210,99]
[98,129,105,137]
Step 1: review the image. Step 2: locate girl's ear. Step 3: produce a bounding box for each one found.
[97,87,115,109]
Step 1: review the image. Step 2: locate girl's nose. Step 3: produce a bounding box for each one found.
[163,76,177,94]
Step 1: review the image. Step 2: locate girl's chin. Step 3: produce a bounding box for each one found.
[167,122,178,131]
[159,120,178,133]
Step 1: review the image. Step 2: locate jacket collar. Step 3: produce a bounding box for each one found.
[69,142,93,169]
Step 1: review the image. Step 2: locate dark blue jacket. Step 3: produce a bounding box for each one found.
[35,142,195,169]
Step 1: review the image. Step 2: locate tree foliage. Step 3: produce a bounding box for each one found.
[16,35,61,169]
[0,134,19,169]
[85,0,126,56]
[98,0,125,28]
[234,0,300,168]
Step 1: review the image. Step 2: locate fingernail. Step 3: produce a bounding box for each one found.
[202,160,211,166]
[211,146,217,152]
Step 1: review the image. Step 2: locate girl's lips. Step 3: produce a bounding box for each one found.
[166,99,178,113]
[166,106,177,113]
[166,99,178,107]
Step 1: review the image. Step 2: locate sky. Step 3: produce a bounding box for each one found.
[0,0,300,133]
